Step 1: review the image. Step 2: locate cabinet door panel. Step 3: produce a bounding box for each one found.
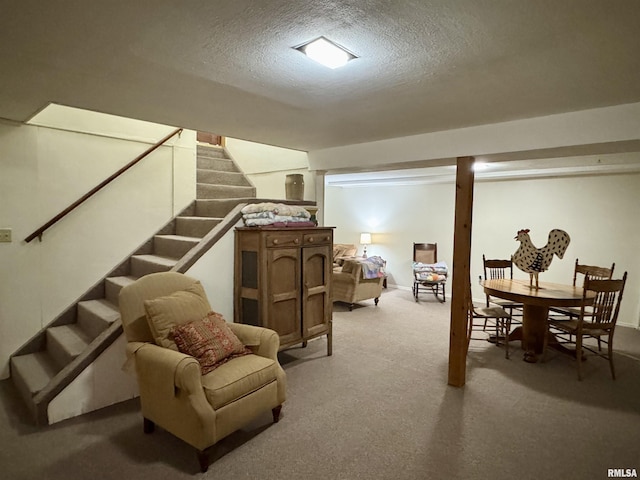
[267,248,302,344]
[302,246,331,337]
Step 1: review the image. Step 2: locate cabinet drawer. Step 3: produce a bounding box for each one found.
[303,231,332,246]
[265,233,301,248]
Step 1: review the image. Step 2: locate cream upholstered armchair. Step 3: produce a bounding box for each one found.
[119,272,286,473]
[333,243,358,271]
[332,258,385,311]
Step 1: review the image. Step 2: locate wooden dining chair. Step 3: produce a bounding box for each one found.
[550,259,615,317]
[543,272,627,380]
[482,255,523,318]
[548,259,615,348]
[467,283,512,358]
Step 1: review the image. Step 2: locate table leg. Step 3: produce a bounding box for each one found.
[521,304,549,363]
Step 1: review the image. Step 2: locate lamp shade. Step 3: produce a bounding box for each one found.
[359,233,372,245]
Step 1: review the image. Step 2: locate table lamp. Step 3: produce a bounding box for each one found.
[360,232,371,258]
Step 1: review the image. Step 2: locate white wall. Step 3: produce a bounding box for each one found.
[225,137,316,201]
[325,172,640,328]
[186,218,244,322]
[0,112,196,379]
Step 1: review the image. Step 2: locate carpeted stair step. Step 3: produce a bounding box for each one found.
[77,299,120,340]
[194,199,249,218]
[130,254,178,277]
[196,145,226,159]
[197,183,256,199]
[104,276,137,305]
[46,324,92,369]
[197,157,238,172]
[11,351,61,400]
[175,216,222,238]
[153,234,200,258]
[197,169,252,186]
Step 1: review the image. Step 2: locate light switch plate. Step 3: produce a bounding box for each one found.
[0,228,12,243]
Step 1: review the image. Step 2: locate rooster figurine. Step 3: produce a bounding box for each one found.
[513,229,571,288]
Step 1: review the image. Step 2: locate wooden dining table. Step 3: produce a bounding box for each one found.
[480,278,595,363]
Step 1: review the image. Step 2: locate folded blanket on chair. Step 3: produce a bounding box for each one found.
[415,272,446,282]
[358,256,386,279]
[412,261,448,275]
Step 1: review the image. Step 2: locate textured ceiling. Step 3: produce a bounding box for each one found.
[1,0,639,151]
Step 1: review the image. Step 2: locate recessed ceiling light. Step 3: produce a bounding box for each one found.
[294,37,356,69]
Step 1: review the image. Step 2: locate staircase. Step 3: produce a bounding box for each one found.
[10,144,257,424]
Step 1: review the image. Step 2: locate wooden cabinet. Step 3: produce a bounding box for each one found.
[234,227,333,355]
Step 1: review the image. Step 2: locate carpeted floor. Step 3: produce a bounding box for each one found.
[1,287,639,479]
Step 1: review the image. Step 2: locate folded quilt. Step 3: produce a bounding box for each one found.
[412,261,449,275]
[241,202,311,218]
[242,202,313,227]
[244,216,316,227]
[244,216,313,226]
[358,256,386,279]
[415,272,446,282]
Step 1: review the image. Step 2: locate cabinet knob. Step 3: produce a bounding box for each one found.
[308,237,314,243]
[294,239,300,244]
[272,239,279,245]
[325,236,330,241]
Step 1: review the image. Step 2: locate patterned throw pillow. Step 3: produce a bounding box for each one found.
[170,312,252,374]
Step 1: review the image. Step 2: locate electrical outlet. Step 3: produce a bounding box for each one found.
[0,228,12,243]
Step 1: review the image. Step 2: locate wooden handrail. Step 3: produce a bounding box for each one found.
[25,128,183,243]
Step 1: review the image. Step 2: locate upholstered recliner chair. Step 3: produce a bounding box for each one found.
[119,272,286,472]
[333,243,358,271]
[332,259,385,310]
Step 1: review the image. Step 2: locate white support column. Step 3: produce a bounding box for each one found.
[313,170,327,226]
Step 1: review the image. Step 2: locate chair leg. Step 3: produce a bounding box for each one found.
[576,335,583,381]
[272,405,283,423]
[608,338,616,380]
[374,297,379,305]
[504,319,510,359]
[197,449,209,473]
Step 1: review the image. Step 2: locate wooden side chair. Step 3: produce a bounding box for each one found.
[548,260,615,348]
[550,259,615,318]
[544,272,627,380]
[482,255,523,318]
[412,243,448,302]
[467,283,513,358]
